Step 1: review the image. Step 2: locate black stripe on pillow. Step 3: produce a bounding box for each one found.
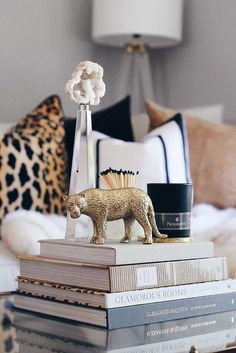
[156,135,170,183]
[96,139,102,188]
[158,113,191,183]
[171,114,191,182]
[151,113,191,183]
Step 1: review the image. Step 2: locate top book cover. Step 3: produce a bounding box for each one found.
[39,239,214,266]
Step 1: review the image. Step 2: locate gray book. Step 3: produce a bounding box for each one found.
[14,291,236,329]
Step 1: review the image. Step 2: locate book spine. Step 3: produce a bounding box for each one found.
[109,257,228,292]
[14,294,107,327]
[17,279,105,307]
[106,292,236,329]
[105,279,236,308]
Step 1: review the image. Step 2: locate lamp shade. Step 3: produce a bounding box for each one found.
[92,0,183,48]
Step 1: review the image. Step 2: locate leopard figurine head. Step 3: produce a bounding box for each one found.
[63,194,86,219]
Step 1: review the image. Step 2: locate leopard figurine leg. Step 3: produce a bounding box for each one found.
[120,216,135,243]
[135,213,153,244]
[93,219,107,245]
[90,220,98,243]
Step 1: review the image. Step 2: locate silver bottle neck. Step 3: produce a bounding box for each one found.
[79,104,90,111]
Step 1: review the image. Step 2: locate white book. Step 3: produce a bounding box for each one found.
[40,239,214,266]
[17,278,236,309]
[105,279,236,308]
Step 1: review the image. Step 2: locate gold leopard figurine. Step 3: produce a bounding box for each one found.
[63,188,167,245]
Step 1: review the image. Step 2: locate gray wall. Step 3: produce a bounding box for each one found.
[0,0,119,121]
[157,0,236,122]
[1,0,236,122]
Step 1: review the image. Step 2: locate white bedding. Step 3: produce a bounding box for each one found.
[0,240,19,292]
[191,204,236,278]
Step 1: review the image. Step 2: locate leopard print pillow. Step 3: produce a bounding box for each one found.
[0,95,67,227]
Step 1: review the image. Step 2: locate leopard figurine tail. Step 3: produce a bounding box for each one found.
[148,204,167,239]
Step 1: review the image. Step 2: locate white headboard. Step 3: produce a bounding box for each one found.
[131,104,224,141]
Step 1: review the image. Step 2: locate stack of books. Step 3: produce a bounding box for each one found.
[14,239,236,329]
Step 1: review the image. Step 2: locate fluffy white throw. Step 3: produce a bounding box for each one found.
[1,210,65,255]
[2,205,236,277]
[1,211,86,256]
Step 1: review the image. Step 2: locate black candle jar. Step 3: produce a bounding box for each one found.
[147,183,193,241]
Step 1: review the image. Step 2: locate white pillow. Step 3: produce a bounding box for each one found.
[74,113,190,237]
[131,113,149,142]
[77,113,190,192]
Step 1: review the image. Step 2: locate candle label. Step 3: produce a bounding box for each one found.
[155,212,191,230]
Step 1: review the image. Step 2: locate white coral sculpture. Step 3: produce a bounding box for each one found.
[65,61,106,105]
